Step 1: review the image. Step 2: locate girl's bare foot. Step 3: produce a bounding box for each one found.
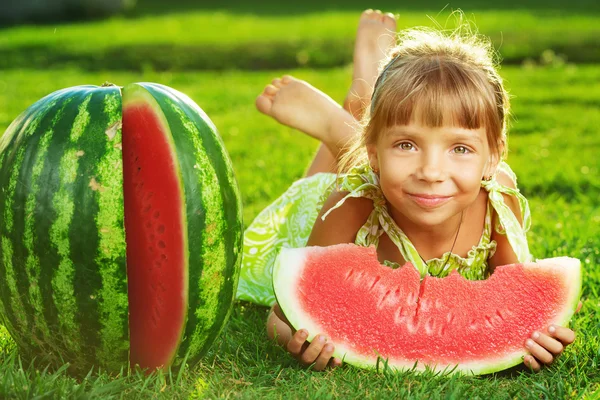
[256,75,356,156]
[345,10,397,120]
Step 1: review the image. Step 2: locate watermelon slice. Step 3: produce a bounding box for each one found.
[273,244,581,375]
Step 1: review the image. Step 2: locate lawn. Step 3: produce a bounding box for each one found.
[0,1,599,398]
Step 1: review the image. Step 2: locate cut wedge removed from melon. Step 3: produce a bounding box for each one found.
[273,244,581,375]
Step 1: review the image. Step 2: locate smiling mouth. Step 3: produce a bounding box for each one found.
[407,194,452,208]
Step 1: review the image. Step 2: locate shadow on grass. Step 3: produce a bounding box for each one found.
[2,41,599,72]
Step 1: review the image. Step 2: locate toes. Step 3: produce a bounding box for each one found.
[382,13,397,30]
[264,84,278,96]
[281,75,293,84]
[255,92,273,115]
[271,78,283,88]
[362,9,380,21]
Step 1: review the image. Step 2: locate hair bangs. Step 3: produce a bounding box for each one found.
[371,58,498,139]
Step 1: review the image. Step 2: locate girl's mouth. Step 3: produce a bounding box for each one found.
[407,194,452,208]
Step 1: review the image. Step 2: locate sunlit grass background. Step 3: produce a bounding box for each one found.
[0,0,598,398]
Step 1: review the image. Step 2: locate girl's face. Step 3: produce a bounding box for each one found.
[367,122,496,229]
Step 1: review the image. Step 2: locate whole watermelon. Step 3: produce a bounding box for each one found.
[0,82,243,374]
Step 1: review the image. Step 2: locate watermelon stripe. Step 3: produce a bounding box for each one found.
[92,89,128,369]
[2,145,31,340]
[0,93,61,346]
[3,93,68,355]
[22,106,65,353]
[43,93,85,355]
[64,89,109,366]
[141,83,242,362]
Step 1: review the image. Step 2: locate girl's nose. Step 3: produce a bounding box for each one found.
[415,154,446,182]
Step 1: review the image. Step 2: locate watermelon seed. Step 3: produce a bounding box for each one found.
[345,269,354,280]
[157,224,165,234]
[153,211,160,219]
[495,310,505,321]
[369,276,381,290]
[425,318,435,335]
[149,246,154,253]
[393,307,407,324]
[484,316,494,328]
[144,204,152,212]
[161,254,167,260]
[158,240,166,249]
[377,290,391,309]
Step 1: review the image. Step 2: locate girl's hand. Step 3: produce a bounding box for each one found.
[286,329,342,371]
[273,305,342,371]
[523,301,581,372]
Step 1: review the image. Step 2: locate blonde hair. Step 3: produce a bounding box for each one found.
[339,22,510,173]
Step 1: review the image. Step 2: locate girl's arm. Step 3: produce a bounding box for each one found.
[488,170,579,372]
[487,170,523,270]
[267,190,373,370]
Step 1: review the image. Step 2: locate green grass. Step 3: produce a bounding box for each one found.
[0,1,599,70]
[0,1,599,397]
[0,63,599,398]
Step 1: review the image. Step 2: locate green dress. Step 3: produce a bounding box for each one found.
[237,162,532,306]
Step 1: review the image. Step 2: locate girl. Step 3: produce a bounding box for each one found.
[238,10,577,372]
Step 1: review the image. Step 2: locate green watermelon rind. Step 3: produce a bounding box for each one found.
[273,247,582,375]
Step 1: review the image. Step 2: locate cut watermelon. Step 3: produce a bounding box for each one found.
[273,244,581,375]
[122,85,187,370]
[0,83,243,374]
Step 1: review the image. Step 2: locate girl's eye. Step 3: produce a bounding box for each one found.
[453,146,470,154]
[398,142,414,151]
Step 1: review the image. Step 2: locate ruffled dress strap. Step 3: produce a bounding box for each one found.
[321,165,430,276]
[481,162,533,263]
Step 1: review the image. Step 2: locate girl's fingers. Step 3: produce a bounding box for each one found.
[330,357,343,368]
[548,325,576,345]
[313,343,335,371]
[524,354,541,372]
[525,338,554,364]
[531,331,564,355]
[287,329,308,356]
[299,335,328,365]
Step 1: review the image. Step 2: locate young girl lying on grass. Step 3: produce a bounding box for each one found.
[237,10,578,372]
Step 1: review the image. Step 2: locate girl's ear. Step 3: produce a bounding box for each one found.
[486,143,504,178]
[367,144,379,173]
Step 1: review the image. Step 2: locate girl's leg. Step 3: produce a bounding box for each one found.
[343,9,397,121]
[305,10,397,176]
[255,10,397,176]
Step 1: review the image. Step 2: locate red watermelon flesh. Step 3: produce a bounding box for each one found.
[122,94,187,370]
[273,244,581,375]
